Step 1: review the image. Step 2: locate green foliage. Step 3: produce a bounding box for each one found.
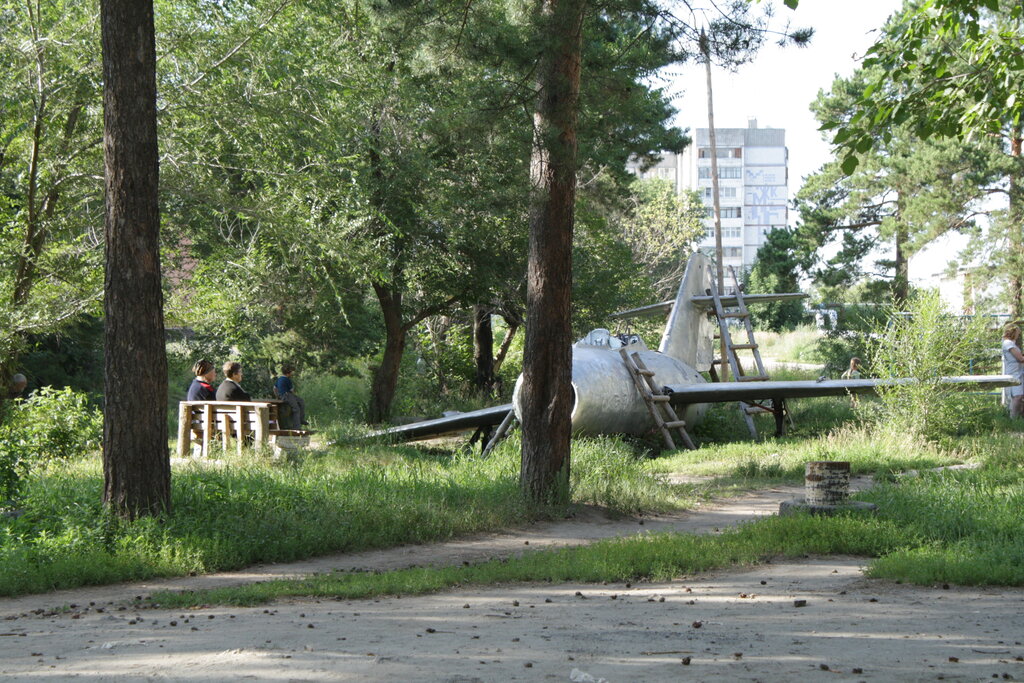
[745,227,811,332]
[0,0,104,374]
[821,2,1024,314]
[0,387,102,500]
[19,316,104,399]
[830,1,1023,168]
[813,302,891,376]
[861,292,994,439]
[0,432,681,597]
[798,65,1004,303]
[613,178,706,301]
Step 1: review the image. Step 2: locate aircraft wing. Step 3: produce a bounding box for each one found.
[372,404,513,441]
[662,375,1019,405]
[609,293,808,321]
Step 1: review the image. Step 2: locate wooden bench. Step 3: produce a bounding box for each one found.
[177,400,290,458]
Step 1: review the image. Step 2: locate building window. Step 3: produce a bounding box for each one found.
[698,166,742,179]
[724,247,743,258]
[698,147,743,159]
[704,206,742,219]
[704,225,743,240]
[703,187,737,198]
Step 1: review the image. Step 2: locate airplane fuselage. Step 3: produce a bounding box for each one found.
[513,343,708,436]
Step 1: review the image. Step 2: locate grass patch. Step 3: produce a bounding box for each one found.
[0,434,685,598]
[152,511,904,607]
[753,325,822,363]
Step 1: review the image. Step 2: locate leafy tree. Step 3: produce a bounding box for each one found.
[0,0,104,410]
[825,0,1024,314]
[799,66,1004,304]
[745,227,810,332]
[613,178,705,301]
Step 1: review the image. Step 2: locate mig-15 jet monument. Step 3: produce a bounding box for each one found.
[381,254,1017,450]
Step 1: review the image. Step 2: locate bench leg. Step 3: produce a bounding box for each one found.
[202,405,213,457]
[222,415,233,453]
[176,404,191,458]
[235,406,246,456]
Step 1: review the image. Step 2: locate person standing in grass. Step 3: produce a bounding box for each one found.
[216,361,251,401]
[186,360,217,401]
[1002,324,1024,419]
[274,364,307,428]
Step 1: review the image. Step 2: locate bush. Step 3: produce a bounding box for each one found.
[861,292,993,440]
[812,304,890,376]
[0,387,103,500]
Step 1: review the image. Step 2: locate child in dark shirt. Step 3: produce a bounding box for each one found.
[274,364,307,428]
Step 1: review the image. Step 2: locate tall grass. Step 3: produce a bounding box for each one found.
[0,434,685,597]
[863,466,1024,585]
[753,324,821,363]
[863,292,994,440]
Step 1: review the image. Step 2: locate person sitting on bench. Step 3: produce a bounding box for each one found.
[186,360,217,401]
[274,364,307,428]
[216,361,251,401]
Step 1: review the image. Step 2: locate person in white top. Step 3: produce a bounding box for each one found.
[1001,324,1024,418]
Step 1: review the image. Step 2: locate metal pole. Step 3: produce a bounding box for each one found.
[702,30,728,380]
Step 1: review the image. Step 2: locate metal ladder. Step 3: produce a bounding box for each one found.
[619,348,696,451]
[481,409,517,456]
[707,266,789,439]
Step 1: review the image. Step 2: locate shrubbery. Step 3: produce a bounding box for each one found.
[0,387,102,501]
[860,292,994,439]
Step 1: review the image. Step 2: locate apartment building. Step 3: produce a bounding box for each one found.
[628,119,788,280]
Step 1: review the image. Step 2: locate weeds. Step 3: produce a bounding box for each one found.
[0,433,686,597]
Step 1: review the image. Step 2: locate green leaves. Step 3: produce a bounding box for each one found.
[840,153,860,176]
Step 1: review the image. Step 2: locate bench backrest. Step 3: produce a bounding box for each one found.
[180,400,282,433]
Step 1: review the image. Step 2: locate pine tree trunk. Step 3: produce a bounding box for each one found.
[473,306,495,396]
[368,282,405,424]
[894,220,909,306]
[519,0,585,505]
[100,0,170,518]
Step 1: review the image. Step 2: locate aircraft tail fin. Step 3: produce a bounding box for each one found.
[659,253,714,371]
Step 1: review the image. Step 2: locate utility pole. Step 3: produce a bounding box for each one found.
[702,29,728,381]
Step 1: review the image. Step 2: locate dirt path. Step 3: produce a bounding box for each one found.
[3,477,1024,681]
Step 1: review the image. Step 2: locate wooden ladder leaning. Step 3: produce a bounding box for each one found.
[707,266,790,439]
[619,348,696,451]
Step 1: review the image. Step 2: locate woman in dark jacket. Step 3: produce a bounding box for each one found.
[186,360,216,401]
[216,361,251,401]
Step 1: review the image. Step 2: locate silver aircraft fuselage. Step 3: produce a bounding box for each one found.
[512,344,708,436]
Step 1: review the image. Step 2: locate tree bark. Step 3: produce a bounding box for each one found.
[894,219,909,306]
[519,0,585,505]
[368,282,406,424]
[492,320,519,376]
[100,0,170,518]
[473,305,495,396]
